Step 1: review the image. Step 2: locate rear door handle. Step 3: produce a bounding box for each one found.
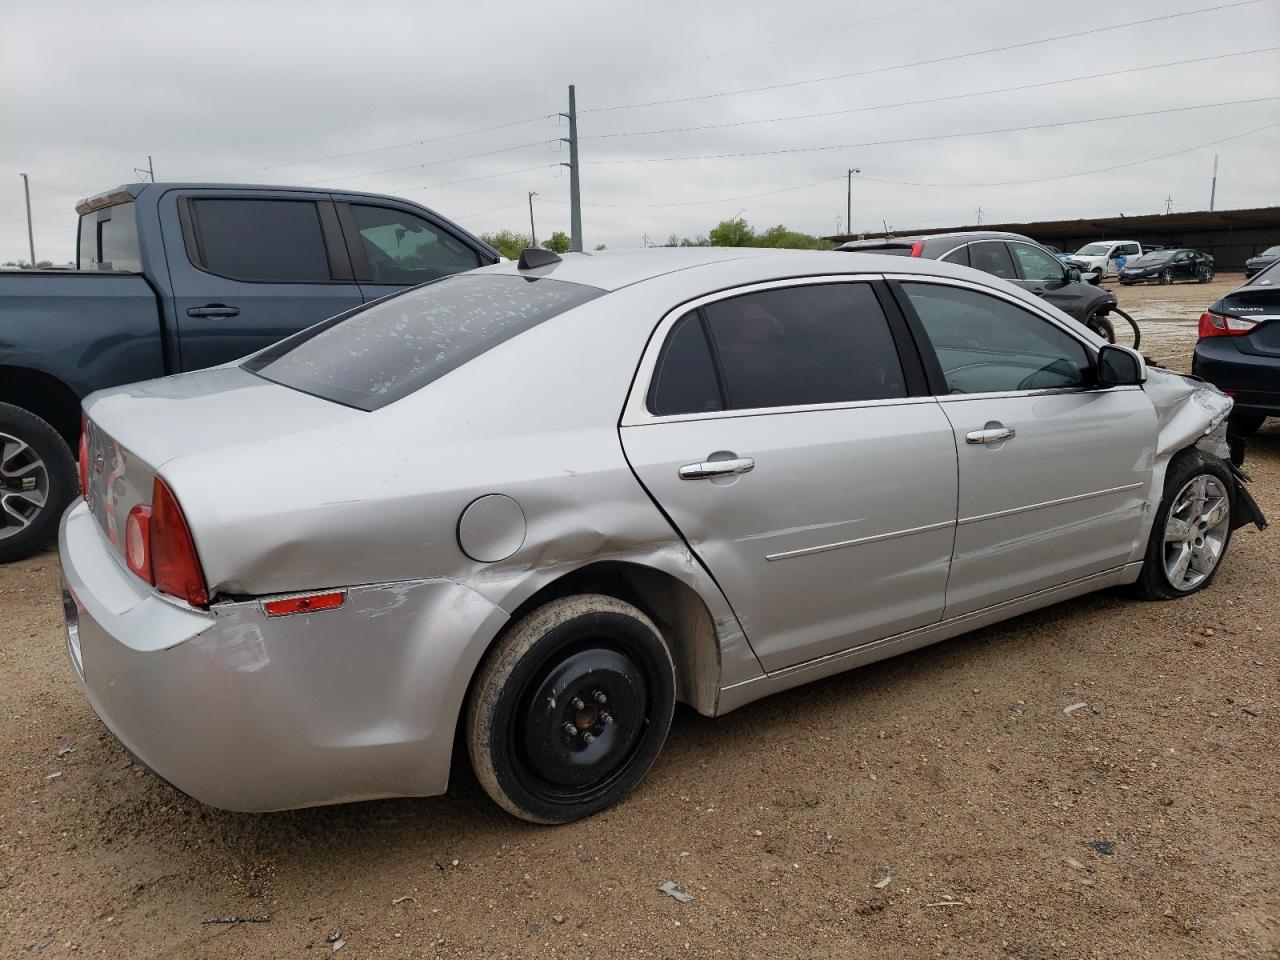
[186,304,240,318]
[679,457,755,480]
[966,426,1016,445]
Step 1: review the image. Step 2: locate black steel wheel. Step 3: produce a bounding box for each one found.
[466,594,676,823]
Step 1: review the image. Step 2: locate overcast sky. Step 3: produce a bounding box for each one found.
[2,0,1278,264]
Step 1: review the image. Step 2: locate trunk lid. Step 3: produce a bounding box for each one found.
[1217,286,1280,358]
[82,364,363,566]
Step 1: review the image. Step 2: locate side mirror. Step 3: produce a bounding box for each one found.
[1066,266,1081,282]
[1097,344,1146,386]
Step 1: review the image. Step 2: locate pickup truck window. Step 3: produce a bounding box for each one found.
[349,204,482,284]
[188,199,331,283]
[246,273,603,411]
[78,202,141,272]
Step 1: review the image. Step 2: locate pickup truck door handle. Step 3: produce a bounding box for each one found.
[966,425,1016,445]
[678,457,755,480]
[186,304,240,318]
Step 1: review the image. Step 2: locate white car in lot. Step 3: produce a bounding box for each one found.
[1072,240,1148,279]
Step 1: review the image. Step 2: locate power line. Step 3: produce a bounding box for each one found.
[298,139,557,186]
[589,97,1280,165]
[578,0,959,86]
[183,112,558,180]
[582,47,1280,141]
[582,0,1264,114]
[457,199,529,219]
[398,162,561,194]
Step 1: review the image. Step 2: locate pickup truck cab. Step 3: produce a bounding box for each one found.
[1071,240,1148,279]
[0,182,499,561]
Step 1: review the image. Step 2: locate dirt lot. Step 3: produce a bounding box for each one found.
[2,275,1276,960]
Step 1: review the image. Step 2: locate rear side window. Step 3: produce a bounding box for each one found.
[940,245,970,267]
[649,313,724,416]
[246,274,604,410]
[902,282,1091,394]
[691,283,906,411]
[189,199,331,282]
[77,202,141,272]
[349,203,481,284]
[968,242,1017,280]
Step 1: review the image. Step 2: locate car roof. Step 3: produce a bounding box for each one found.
[839,230,1031,250]
[477,246,1019,294]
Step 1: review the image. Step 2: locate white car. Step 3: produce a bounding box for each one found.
[1073,240,1147,279]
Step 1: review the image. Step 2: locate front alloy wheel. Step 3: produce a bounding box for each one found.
[467,594,676,823]
[1159,268,1174,285]
[1135,450,1235,600]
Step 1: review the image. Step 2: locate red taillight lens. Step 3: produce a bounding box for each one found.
[124,505,152,581]
[77,414,89,497]
[1198,311,1257,339]
[909,241,925,257]
[262,591,346,618]
[149,478,208,607]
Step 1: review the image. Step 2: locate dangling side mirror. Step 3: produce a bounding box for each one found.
[1097,344,1146,386]
[1066,266,1081,282]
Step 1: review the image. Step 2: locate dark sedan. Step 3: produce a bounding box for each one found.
[1119,249,1214,285]
[840,231,1125,341]
[1192,260,1280,435]
[1245,245,1280,279]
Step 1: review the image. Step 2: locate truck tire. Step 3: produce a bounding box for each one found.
[0,402,78,563]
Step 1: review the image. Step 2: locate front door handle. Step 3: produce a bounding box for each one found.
[186,304,240,318]
[679,457,755,480]
[966,426,1016,445]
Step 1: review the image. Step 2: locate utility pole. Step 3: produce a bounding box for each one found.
[846,167,860,237]
[134,156,155,182]
[976,205,983,226]
[1165,194,1173,215]
[835,215,842,236]
[527,191,538,248]
[1209,154,1219,211]
[20,173,35,269]
[559,85,582,252]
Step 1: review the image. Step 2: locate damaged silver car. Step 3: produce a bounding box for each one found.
[59,247,1266,822]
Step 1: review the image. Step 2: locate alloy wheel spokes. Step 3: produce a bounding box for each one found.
[1162,473,1231,590]
[0,432,50,538]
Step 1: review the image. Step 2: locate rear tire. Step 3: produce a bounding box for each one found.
[466,594,676,824]
[1198,266,1214,283]
[1133,451,1234,600]
[0,402,78,564]
[1228,412,1265,437]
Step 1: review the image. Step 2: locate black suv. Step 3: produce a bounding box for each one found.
[1118,249,1214,285]
[840,231,1124,341]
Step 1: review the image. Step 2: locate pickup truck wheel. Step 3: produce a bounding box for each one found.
[0,403,78,563]
[466,594,676,824]
[1133,451,1234,600]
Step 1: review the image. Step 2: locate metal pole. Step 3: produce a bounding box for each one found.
[20,173,35,268]
[560,85,583,252]
[1209,154,1218,212]
[148,155,155,182]
[528,191,537,248]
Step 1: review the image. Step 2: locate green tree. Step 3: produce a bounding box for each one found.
[708,218,755,247]
[543,231,571,254]
[754,224,829,250]
[479,229,533,260]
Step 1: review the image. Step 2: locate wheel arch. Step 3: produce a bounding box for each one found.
[0,366,82,449]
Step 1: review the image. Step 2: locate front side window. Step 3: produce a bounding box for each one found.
[699,283,907,411]
[968,242,1017,280]
[349,204,481,284]
[247,274,604,410]
[902,282,1092,395]
[1121,243,1142,257]
[189,199,331,282]
[1010,243,1064,282]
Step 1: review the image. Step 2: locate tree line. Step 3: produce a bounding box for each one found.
[481,218,831,259]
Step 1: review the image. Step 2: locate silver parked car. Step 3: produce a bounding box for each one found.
[59,248,1265,823]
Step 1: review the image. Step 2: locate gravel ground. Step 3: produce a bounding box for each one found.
[2,276,1276,959]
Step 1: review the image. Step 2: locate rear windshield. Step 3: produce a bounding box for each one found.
[77,201,141,272]
[245,273,604,410]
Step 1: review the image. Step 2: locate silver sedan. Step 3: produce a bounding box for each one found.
[58,248,1265,822]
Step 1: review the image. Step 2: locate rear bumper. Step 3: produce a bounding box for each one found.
[1192,341,1280,417]
[59,500,508,812]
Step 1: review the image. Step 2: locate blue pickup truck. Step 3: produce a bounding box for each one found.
[0,182,500,561]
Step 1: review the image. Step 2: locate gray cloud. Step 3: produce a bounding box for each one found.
[2,0,1277,264]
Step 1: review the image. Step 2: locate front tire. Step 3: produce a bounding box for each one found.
[0,402,78,564]
[466,594,676,824]
[1159,269,1174,285]
[1085,311,1116,343]
[1133,451,1234,600]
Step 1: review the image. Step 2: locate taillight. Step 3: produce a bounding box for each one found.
[124,505,152,581]
[1198,311,1257,339]
[149,478,208,607]
[77,414,89,497]
[909,241,925,257]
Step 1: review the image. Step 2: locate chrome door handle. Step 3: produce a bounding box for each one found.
[678,457,755,480]
[966,426,1016,445]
